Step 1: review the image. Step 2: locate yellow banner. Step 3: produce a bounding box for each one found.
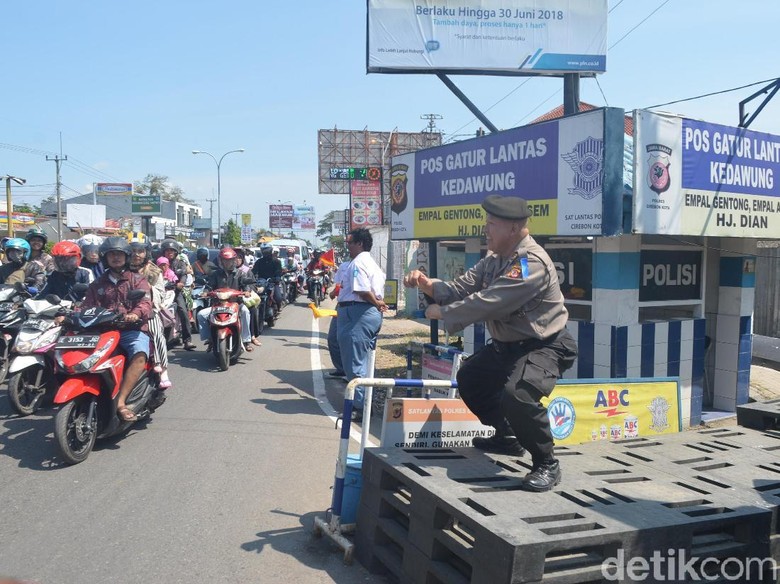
[542,379,681,445]
[412,199,558,238]
[241,213,252,227]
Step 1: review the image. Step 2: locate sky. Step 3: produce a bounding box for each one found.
[2,0,779,241]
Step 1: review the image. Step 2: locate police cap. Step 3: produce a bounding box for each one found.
[481,194,531,220]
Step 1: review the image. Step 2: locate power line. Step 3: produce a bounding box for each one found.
[610,0,671,50]
[642,77,780,110]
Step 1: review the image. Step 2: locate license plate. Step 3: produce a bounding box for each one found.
[56,334,100,349]
[212,307,233,314]
[0,302,15,311]
[24,318,50,332]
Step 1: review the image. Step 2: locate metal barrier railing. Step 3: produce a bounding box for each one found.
[313,377,458,563]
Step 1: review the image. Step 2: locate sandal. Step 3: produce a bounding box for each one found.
[117,406,137,422]
[243,343,254,352]
[159,379,172,390]
[251,337,262,346]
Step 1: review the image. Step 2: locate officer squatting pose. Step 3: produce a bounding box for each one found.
[403,194,578,492]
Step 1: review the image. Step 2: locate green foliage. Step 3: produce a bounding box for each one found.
[134,174,195,204]
[223,219,241,247]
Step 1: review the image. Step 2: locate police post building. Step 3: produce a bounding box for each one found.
[393,107,780,428]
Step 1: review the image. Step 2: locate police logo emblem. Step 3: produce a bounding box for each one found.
[390,164,409,215]
[646,143,672,194]
[561,137,604,200]
[647,396,671,432]
[548,397,576,440]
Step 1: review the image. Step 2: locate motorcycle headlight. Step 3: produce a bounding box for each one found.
[14,339,33,354]
[32,326,62,352]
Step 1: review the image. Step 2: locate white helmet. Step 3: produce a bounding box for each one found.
[78,233,104,247]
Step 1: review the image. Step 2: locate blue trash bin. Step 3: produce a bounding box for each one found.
[341,454,363,524]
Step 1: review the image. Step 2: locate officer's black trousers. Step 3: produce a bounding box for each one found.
[456,343,555,464]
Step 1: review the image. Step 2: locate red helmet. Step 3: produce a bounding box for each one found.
[51,241,82,260]
[219,247,237,261]
[219,247,238,272]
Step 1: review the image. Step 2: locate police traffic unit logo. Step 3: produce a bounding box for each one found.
[548,396,576,440]
[390,164,409,215]
[561,136,604,200]
[647,396,671,432]
[646,143,672,194]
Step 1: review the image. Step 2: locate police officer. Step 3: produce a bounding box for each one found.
[403,194,578,492]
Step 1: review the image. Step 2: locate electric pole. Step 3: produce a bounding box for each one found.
[47,149,67,242]
[206,198,216,245]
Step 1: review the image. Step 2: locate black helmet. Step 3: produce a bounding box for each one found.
[196,247,209,262]
[160,239,179,253]
[99,236,132,260]
[25,226,48,245]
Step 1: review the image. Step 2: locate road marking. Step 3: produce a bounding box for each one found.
[310,316,376,446]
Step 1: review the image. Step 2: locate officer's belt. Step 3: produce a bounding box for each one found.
[489,332,559,354]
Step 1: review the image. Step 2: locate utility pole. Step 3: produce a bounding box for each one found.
[206,197,216,245]
[2,176,26,237]
[47,142,68,242]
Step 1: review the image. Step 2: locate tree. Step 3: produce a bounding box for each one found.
[223,219,241,247]
[14,203,40,215]
[134,174,196,204]
[316,210,347,249]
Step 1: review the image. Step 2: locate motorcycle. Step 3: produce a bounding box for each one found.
[6,295,72,415]
[283,270,299,304]
[190,277,209,334]
[52,291,165,464]
[160,282,182,348]
[206,288,246,371]
[307,269,327,307]
[0,283,37,385]
[255,278,279,328]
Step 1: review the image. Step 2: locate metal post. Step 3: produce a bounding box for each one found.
[5,178,12,236]
[193,149,244,248]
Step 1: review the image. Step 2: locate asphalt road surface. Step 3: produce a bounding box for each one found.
[0,299,385,584]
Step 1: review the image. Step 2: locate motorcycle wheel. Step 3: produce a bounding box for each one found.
[54,398,97,465]
[8,365,50,416]
[216,337,230,371]
[313,290,321,308]
[0,356,9,386]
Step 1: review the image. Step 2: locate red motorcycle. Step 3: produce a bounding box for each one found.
[207,288,246,371]
[52,295,165,464]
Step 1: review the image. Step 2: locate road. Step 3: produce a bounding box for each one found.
[0,299,384,584]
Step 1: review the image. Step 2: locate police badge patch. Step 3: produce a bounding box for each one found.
[390,164,409,215]
[646,143,672,194]
[647,396,671,432]
[561,137,604,200]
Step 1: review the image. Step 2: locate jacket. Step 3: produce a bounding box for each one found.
[38,267,93,302]
[81,269,153,332]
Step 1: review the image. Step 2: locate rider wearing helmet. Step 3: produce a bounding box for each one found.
[25,226,55,274]
[37,241,93,302]
[79,235,105,281]
[192,247,216,279]
[0,237,45,288]
[80,236,154,422]
[252,243,284,308]
[160,238,196,351]
[127,232,173,390]
[197,247,256,351]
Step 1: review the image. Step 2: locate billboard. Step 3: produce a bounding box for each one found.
[66,204,106,229]
[269,205,294,230]
[391,108,625,240]
[95,183,132,196]
[293,205,316,230]
[633,110,780,238]
[350,180,383,229]
[367,0,607,76]
[241,213,252,227]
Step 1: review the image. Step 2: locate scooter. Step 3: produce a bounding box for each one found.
[6,295,72,415]
[190,277,209,334]
[207,288,246,371]
[283,270,299,304]
[255,278,279,329]
[307,269,327,307]
[160,282,182,348]
[52,292,164,465]
[0,283,37,385]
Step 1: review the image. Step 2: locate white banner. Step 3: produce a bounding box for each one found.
[368,0,607,75]
[633,110,780,238]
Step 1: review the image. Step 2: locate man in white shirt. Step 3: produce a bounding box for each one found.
[336,228,388,421]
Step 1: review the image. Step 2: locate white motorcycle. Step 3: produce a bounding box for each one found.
[7,296,72,415]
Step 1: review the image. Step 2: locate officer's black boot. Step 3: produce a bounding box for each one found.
[522,458,561,492]
[472,419,526,456]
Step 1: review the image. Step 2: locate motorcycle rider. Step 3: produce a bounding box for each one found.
[79,235,105,280]
[305,249,330,300]
[0,238,45,289]
[192,247,217,279]
[79,236,154,422]
[37,241,93,301]
[252,243,284,311]
[127,233,173,390]
[26,226,55,274]
[235,248,262,346]
[197,247,256,352]
[160,239,197,350]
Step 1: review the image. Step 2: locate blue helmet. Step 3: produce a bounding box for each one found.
[4,238,31,262]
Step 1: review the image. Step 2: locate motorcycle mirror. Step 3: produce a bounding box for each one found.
[45,294,62,305]
[127,289,146,303]
[72,283,89,295]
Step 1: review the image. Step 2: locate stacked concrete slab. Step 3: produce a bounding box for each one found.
[355,426,780,583]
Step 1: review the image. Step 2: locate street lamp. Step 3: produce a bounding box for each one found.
[1,175,26,237]
[370,127,397,225]
[192,148,245,246]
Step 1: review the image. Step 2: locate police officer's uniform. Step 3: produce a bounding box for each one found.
[430,195,577,491]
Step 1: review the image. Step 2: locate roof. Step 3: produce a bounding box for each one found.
[530,101,634,136]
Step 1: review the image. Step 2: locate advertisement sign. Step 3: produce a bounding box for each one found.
[66,204,106,229]
[293,205,316,230]
[392,109,622,240]
[634,110,780,238]
[379,398,495,448]
[639,249,702,302]
[95,183,133,196]
[241,213,252,227]
[350,180,383,229]
[383,279,398,310]
[269,205,294,230]
[368,0,607,76]
[542,378,681,445]
[192,218,212,230]
[547,247,593,301]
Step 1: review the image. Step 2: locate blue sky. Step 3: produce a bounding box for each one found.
[2,1,779,236]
